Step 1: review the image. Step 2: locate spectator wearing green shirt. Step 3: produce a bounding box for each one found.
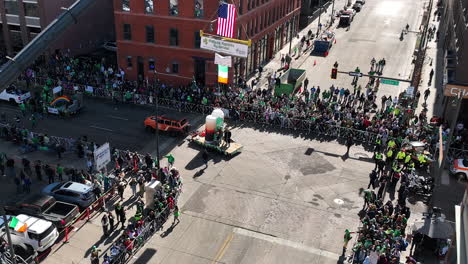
[56,164,64,181]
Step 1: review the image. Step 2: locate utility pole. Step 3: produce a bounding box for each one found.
[331,0,335,24]
[1,210,17,264]
[288,19,293,55]
[153,71,161,170]
[439,92,463,177]
[317,0,322,35]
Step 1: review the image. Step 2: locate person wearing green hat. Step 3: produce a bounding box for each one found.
[90,246,101,264]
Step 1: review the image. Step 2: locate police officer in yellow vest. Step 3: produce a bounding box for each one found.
[417,154,427,166]
[404,154,412,168]
[386,148,394,165]
[396,150,406,162]
[387,139,396,149]
[374,152,383,170]
[375,136,383,152]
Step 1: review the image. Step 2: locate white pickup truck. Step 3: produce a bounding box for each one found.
[0,214,59,252]
[0,87,31,104]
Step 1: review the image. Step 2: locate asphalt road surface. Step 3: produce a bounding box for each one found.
[0,97,204,153]
[298,0,424,99]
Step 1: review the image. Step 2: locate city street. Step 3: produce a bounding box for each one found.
[131,128,376,264]
[0,97,204,153]
[1,0,459,264]
[258,0,425,102]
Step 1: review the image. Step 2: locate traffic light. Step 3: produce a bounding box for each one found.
[331,68,338,79]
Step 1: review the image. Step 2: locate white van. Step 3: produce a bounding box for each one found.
[0,214,59,252]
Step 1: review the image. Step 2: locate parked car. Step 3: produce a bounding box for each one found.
[0,214,59,252]
[0,86,31,104]
[42,181,96,209]
[356,0,365,4]
[450,158,468,181]
[144,114,190,136]
[352,2,363,12]
[4,194,79,229]
[339,10,356,26]
[102,41,117,52]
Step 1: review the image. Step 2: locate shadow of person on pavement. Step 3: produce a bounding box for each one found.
[160,221,180,238]
[193,168,205,178]
[104,229,123,245]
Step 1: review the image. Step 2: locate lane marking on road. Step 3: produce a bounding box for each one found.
[89,125,114,132]
[108,115,129,121]
[211,232,234,264]
[233,228,341,260]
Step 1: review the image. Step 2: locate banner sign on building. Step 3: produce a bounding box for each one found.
[214,53,232,67]
[94,143,111,171]
[201,36,248,58]
[444,84,468,99]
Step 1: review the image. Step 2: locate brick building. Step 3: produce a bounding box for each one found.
[0,0,114,57]
[439,0,468,124]
[113,0,301,86]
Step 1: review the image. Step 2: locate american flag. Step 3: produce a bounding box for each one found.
[217,3,236,38]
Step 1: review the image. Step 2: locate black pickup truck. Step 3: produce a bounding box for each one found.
[4,194,80,229]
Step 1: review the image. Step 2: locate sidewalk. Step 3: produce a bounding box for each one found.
[247,0,348,88]
[413,12,443,118]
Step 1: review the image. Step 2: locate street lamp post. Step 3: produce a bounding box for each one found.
[1,210,17,264]
[317,0,322,35]
[288,20,294,55]
[153,70,161,170]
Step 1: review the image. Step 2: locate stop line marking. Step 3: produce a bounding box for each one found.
[234,228,341,260]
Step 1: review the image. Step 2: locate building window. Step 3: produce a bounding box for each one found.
[146,25,155,43]
[5,0,20,15]
[122,0,130,12]
[23,2,39,17]
[145,0,153,13]
[169,0,178,16]
[194,31,201,48]
[123,24,132,40]
[172,62,179,73]
[148,59,155,71]
[126,56,133,68]
[194,0,204,18]
[170,28,178,46]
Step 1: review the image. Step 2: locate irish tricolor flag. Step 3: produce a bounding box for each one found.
[218,65,228,84]
[9,216,28,232]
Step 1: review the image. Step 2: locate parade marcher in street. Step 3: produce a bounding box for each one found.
[424,88,430,102]
[202,149,209,168]
[173,205,180,225]
[368,170,378,189]
[90,246,101,264]
[108,212,115,231]
[345,134,354,155]
[114,203,126,228]
[56,164,64,181]
[117,180,125,200]
[129,177,137,197]
[101,213,109,236]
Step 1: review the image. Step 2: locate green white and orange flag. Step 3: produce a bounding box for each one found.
[9,216,27,232]
[218,65,228,84]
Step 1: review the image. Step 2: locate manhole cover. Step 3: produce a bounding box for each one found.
[334,199,344,205]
